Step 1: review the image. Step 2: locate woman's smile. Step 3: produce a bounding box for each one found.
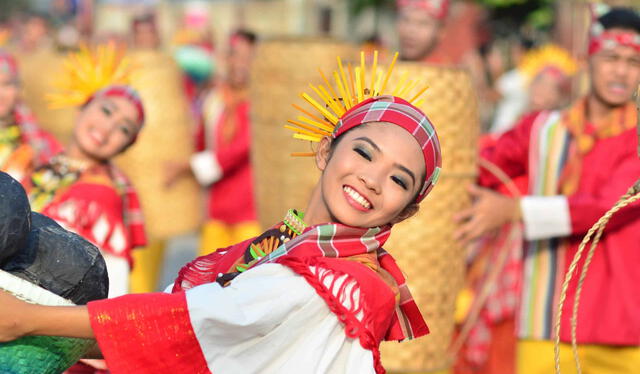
[343,184,373,211]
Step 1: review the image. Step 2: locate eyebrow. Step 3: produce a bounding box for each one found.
[103,98,138,129]
[354,136,417,187]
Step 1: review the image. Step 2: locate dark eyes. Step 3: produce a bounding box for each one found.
[354,146,408,190]
[101,106,112,116]
[392,176,408,190]
[353,146,371,161]
[120,126,132,136]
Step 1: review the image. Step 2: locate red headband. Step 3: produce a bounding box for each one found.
[333,95,442,202]
[0,51,18,82]
[588,29,640,55]
[85,85,145,127]
[396,0,450,20]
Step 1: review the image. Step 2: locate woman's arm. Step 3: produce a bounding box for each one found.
[0,290,94,342]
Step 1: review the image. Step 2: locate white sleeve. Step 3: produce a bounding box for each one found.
[183,263,375,374]
[520,195,572,240]
[190,150,222,186]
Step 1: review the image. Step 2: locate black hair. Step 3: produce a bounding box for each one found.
[22,11,50,25]
[599,7,640,34]
[232,29,257,45]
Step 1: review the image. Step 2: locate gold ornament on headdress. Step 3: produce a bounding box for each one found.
[286,51,430,156]
[46,43,136,109]
[518,44,578,83]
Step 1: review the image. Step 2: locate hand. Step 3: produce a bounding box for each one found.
[454,184,520,245]
[0,290,32,342]
[163,160,191,189]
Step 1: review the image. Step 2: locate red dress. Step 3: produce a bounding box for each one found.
[194,85,256,224]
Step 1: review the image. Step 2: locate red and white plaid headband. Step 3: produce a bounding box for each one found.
[588,5,640,55]
[333,95,442,202]
[85,85,145,127]
[396,0,450,20]
[0,51,18,82]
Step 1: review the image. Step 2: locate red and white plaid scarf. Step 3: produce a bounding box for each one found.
[175,222,428,342]
[108,164,147,251]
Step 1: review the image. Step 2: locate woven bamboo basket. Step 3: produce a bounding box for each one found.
[250,38,355,227]
[115,50,202,240]
[379,63,478,373]
[14,49,76,145]
[251,45,477,371]
[0,270,95,374]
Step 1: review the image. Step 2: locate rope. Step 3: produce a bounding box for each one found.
[446,158,522,364]
[553,180,640,374]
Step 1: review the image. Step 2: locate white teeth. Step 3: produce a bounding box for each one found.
[343,186,371,209]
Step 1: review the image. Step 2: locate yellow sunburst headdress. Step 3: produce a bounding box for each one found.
[286,51,431,156]
[518,44,578,83]
[286,50,442,202]
[46,42,145,125]
[46,42,137,109]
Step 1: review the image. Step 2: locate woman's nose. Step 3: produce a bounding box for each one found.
[358,173,382,194]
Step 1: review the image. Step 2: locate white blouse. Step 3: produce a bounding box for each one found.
[176,263,376,374]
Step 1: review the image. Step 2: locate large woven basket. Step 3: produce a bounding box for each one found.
[379,63,478,372]
[115,50,202,239]
[251,44,477,371]
[250,38,355,227]
[14,49,76,146]
[0,270,95,374]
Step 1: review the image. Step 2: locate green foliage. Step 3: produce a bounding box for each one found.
[347,0,395,17]
[476,0,528,7]
[0,0,29,22]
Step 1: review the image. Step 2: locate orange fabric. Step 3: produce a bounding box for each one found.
[559,98,636,194]
[453,317,516,374]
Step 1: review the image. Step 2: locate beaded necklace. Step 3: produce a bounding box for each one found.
[0,125,20,168]
[29,155,91,211]
[216,209,307,285]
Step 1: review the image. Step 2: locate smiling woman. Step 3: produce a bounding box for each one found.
[21,47,147,301]
[0,51,442,374]
[24,84,146,299]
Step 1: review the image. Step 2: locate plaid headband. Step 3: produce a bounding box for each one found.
[85,85,145,127]
[589,28,640,55]
[0,51,18,82]
[588,5,640,55]
[396,0,450,20]
[333,95,442,202]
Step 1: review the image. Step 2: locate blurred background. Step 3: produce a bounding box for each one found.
[1,1,639,373]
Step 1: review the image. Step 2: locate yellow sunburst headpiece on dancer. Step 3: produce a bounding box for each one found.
[286,50,442,202]
[286,51,431,154]
[46,42,136,109]
[518,44,578,83]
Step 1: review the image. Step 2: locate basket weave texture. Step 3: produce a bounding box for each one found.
[251,44,478,371]
[250,38,355,227]
[0,270,94,374]
[379,63,478,372]
[15,49,76,145]
[115,50,202,239]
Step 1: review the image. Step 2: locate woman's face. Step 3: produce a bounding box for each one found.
[72,95,139,162]
[317,122,425,228]
[0,72,18,118]
[528,71,565,111]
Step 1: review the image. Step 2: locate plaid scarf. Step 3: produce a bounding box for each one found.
[174,221,428,342]
[108,164,146,251]
[14,103,62,168]
[30,158,146,254]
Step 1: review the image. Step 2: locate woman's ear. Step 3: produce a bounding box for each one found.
[315,136,332,171]
[390,203,420,225]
